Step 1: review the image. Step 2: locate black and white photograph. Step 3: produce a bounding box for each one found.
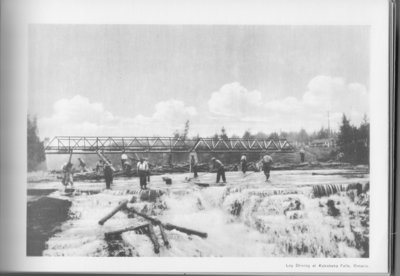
[27,24,371,258]
[0,0,393,274]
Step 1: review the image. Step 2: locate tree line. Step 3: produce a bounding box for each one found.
[27,113,369,172]
[173,115,369,165]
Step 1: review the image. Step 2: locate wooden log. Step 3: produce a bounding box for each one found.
[98,200,128,225]
[129,207,162,225]
[159,225,171,248]
[104,224,149,238]
[147,224,160,254]
[163,223,208,238]
[129,207,208,239]
[96,151,116,172]
[194,182,210,187]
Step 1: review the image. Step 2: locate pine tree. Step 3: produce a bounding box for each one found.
[337,114,356,162]
[27,115,46,171]
[220,126,229,141]
[182,120,190,140]
[297,128,309,144]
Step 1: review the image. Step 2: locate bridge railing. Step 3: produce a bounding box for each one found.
[44,136,295,154]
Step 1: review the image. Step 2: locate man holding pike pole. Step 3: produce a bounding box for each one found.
[211,157,226,184]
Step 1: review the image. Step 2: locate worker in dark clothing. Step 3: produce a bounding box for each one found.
[190,155,198,178]
[211,157,226,183]
[77,158,88,172]
[62,162,74,187]
[299,148,306,163]
[104,164,113,189]
[240,154,247,174]
[260,154,273,182]
[137,158,149,189]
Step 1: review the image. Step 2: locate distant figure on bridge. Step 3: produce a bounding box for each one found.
[299,148,305,163]
[61,162,74,187]
[137,158,149,189]
[104,164,113,189]
[261,154,273,182]
[190,155,198,178]
[211,157,226,184]
[77,158,88,173]
[240,153,247,174]
[121,153,128,169]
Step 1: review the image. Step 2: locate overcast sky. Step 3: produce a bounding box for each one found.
[29,25,369,138]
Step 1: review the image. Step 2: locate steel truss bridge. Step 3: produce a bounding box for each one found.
[44,136,295,154]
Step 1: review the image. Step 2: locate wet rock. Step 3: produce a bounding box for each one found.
[351,225,369,257]
[139,189,163,202]
[129,196,137,203]
[283,198,302,215]
[27,197,72,256]
[287,211,304,220]
[231,200,242,216]
[326,200,340,217]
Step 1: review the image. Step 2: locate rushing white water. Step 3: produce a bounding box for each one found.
[32,170,369,257]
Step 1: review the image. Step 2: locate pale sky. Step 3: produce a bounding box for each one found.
[29,25,370,138]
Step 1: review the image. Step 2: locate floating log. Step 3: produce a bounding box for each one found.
[147,224,160,254]
[164,223,208,238]
[194,182,210,187]
[159,225,171,248]
[105,224,149,238]
[98,200,128,225]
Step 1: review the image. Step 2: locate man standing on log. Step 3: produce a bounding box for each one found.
[104,164,113,189]
[190,155,198,178]
[62,162,74,187]
[77,158,88,172]
[261,154,273,182]
[137,157,149,189]
[211,157,226,184]
[240,153,247,174]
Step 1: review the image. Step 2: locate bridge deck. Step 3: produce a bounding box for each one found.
[45,136,295,154]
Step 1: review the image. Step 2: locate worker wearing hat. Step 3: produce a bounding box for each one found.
[137,157,149,189]
[240,153,247,174]
[211,157,226,184]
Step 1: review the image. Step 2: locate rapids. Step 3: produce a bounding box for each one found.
[27,169,369,257]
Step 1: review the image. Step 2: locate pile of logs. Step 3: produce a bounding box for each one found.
[98,198,208,254]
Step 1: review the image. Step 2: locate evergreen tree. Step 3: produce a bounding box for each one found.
[297,128,309,144]
[242,130,254,139]
[316,127,330,139]
[220,126,229,141]
[27,115,46,171]
[268,132,280,140]
[182,120,190,140]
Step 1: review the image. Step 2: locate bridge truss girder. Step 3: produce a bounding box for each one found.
[44,136,295,154]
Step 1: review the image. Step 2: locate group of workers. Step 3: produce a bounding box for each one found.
[188,153,274,184]
[62,151,281,191]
